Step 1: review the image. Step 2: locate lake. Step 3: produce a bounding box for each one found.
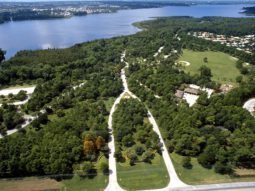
[0,4,254,58]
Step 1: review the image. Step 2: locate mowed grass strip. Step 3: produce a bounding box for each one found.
[117,154,169,190]
[61,174,108,191]
[171,152,255,185]
[178,49,241,85]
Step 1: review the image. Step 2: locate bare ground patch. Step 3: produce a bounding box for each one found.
[0,178,62,191]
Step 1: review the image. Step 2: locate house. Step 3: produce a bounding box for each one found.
[184,87,200,95]
[175,90,184,99]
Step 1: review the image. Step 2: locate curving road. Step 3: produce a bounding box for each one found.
[243,98,255,115]
[105,51,255,191]
[105,51,187,191]
[0,114,35,139]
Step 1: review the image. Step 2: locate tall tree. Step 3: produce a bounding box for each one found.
[0,49,5,63]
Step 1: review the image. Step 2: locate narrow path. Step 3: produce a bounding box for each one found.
[104,52,127,191]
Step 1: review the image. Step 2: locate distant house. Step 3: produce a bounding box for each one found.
[184,88,200,95]
[175,84,214,106]
[175,90,184,99]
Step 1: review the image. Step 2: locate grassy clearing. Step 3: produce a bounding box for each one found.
[171,152,255,185]
[61,174,108,191]
[117,154,169,190]
[0,177,62,191]
[178,49,241,85]
[103,97,115,112]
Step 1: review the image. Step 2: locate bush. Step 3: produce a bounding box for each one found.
[181,156,192,169]
[214,162,233,174]
[135,145,145,156]
[15,90,27,101]
[56,110,65,117]
[142,150,154,163]
[100,162,109,175]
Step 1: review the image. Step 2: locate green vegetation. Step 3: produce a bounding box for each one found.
[0,48,5,63]
[0,37,125,180]
[126,17,255,183]
[61,174,108,191]
[62,155,108,191]
[171,153,255,184]
[178,49,241,85]
[0,104,24,135]
[113,98,169,189]
[117,154,169,190]
[0,16,255,187]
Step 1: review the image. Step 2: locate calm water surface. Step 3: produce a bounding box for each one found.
[0,4,253,58]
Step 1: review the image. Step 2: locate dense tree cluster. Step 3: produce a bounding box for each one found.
[0,101,110,177]
[0,104,24,136]
[0,34,125,178]
[0,16,255,178]
[124,17,255,175]
[113,99,161,164]
[0,48,5,63]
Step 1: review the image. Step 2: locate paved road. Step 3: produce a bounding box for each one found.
[243,98,255,115]
[105,51,255,191]
[105,90,126,191]
[105,51,187,191]
[0,114,35,139]
[105,52,127,191]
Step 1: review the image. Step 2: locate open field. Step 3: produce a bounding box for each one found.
[117,154,169,190]
[171,152,255,185]
[178,49,241,85]
[0,177,62,191]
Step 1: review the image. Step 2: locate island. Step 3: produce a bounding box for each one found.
[242,6,255,16]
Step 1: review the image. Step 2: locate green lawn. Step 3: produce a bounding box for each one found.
[117,154,169,190]
[178,49,241,85]
[61,174,108,191]
[171,152,255,185]
[61,155,109,191]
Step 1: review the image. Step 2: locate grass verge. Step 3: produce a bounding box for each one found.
[171,152,255,185]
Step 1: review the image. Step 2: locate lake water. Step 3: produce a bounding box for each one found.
[0,4,254,58]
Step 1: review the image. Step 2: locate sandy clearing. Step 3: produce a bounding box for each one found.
[183,93,199,107]
[0,86,35,96]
